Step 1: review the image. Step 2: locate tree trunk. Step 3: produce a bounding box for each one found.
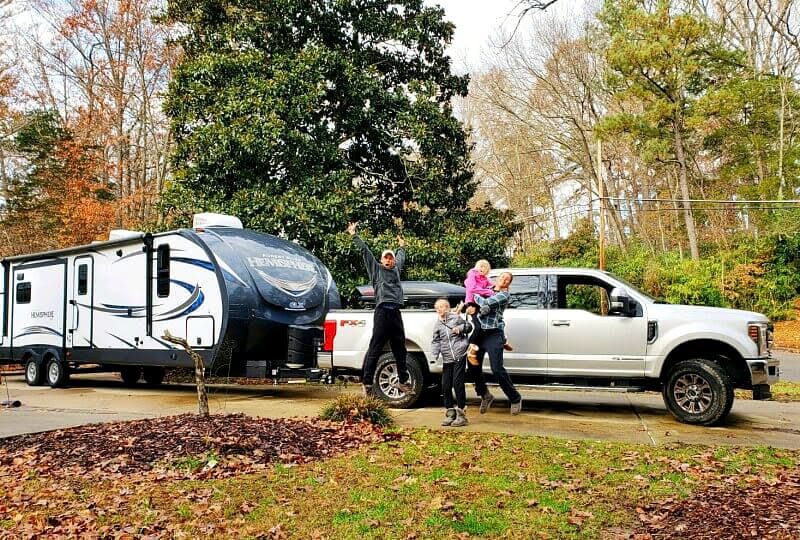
[161,330,209,417]
[672,117,699,260]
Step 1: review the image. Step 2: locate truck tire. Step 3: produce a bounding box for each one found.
[45,356,70,388]
[25,358,43,386]
[120,366,142,386]
[372,352,424,409]
[662,358,734,426]
[142,366,165,387]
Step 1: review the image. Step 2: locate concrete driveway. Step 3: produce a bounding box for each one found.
[2,371,799,449]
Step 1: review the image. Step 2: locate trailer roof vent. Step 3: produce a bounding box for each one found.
[108,229,143,241]
[193,212,243,229]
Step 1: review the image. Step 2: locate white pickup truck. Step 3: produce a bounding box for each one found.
[319,268,780,426]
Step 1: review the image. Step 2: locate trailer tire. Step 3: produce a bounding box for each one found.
[25,358,43,386]
[372,353,424,409]
[142,366,165,387]
[120,366,142,386]
[45,357,70,388]
[662,358,733,426]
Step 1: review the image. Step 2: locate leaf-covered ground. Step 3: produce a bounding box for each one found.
[775,319,800,351]
[1,415,799,539]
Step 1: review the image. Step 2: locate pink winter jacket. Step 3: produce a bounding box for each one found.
[464,268,495,304]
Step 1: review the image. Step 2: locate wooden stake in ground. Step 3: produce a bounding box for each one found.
[161,330,209,417]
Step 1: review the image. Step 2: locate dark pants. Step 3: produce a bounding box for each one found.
[468,329,521,404]
[442,357,466,409]
[363,306,408,385]
[466,309,482,345]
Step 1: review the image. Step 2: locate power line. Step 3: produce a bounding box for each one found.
[601,197,800,204]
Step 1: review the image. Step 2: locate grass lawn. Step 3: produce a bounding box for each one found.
[6,429,797,539]
[736,381,800,402]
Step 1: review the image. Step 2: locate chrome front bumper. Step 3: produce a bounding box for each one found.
[747,356,780,386]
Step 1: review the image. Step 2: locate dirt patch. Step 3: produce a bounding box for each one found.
[634,469,800,539]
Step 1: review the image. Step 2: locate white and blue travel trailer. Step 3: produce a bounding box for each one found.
[0,213,341,388]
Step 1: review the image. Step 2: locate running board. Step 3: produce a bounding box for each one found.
[485,383,646,393]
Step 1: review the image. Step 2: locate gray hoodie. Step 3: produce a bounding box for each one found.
[431,312,471,364]
[353,235,405,307]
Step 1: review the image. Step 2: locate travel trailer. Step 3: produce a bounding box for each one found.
[0,213,341,387]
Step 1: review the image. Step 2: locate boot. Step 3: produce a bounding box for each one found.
[503,342,514,352]
[450,407,468,427]
[441,408,457,426]
[467,344,479,366]
[479,391,494,414]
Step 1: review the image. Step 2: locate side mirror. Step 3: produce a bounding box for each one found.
[609,287,632,316]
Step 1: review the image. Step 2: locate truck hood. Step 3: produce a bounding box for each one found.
[647,303,768,323]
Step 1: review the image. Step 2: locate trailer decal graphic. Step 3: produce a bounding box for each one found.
[14,326,64,339]
[154,280,204,321]
[254,268,318,297]
[107,332,136,348]
[173,257,249,288]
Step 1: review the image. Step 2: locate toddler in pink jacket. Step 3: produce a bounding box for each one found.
[462,260,512,363]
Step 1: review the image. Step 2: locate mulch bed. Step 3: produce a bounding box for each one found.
[0,413,398,479]
[634,468,800,539]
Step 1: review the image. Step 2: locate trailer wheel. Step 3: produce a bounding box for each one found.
[45,357,70,388]
[142,367,165,387]
[25,358,43,386]
[372,353,424,409]
[120,366,142,386]
[662,358,734,426]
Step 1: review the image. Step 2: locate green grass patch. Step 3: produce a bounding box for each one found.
[736,381,800,402]
[7,430,800,539]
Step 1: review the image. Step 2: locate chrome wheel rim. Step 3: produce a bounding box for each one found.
[673,373,713,414]
[26,362,37,382]
[377,363,408,399]
[47,362,60,383]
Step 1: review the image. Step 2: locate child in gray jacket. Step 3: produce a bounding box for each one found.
[431,298,471,427]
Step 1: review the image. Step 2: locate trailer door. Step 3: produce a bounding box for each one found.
[11,260,67,350]
[70,257,94,347]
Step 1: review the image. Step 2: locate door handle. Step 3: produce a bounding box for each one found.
[551,320,570,327]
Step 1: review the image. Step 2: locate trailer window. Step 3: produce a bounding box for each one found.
[78,264,88,295]
[157,244,170,297]
[16,282,31,304]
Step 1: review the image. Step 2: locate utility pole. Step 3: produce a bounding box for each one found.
[597,139,606,271]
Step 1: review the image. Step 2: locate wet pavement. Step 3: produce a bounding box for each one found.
[1,371,799,449]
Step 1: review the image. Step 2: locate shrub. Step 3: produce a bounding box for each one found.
[319,394,395,427]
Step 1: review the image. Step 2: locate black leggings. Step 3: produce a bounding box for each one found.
[442,357,466,409]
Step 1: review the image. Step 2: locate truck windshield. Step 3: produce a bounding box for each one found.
[602,272,656,302]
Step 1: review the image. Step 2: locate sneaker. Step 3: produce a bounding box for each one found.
[479,392,494,414]
[441,408,456,427]
[510,400,522,416]
[451,301,464,314]
[450,407,468,427]
[503,342,514,352]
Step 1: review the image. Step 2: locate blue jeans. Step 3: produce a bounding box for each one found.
[469,329,521,404]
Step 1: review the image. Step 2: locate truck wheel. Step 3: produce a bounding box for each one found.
[25,358,43,386]
[142,366,165,387]
[372,353,424,409]
[120,366,142,386]
[45,357,70,388]
[662,358,733,426]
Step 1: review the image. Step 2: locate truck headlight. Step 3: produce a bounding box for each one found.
[748,322,769,356]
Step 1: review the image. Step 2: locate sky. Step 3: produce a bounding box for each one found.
[427,0,590,71]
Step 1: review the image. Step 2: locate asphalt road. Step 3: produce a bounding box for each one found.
[1,370,799,449]
[775,350,800,381]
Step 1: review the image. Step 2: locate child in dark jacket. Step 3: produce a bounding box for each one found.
[431,298,471,427]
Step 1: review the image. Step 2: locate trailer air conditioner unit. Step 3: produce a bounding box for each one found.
[108,230,143,241]
[193,213,243,229]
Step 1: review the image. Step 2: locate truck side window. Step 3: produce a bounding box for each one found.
[78,264,88,295]
[16,282,31,304]
[508,275,544,309]
[557,276,612,316]
[157,244,170,297]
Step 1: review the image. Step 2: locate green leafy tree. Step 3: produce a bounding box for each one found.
[598,0,742,260]
[161,0,516,300]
